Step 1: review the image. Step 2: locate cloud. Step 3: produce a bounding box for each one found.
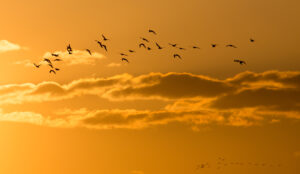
[104,72,235,100]
[43,50,105,65]
[107,62,121,68]
[0,70,300,130]
[0,40,23,53]
[14,59,34,67]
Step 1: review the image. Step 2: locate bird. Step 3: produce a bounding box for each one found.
[234,59,246,65]
[169,43,177,47]
[33,63,41,68]
[192,46,200,49]
[67,44,72,54]
[86,49,92,55]
[148,29,157,35]
[102,34,109,41]
[49,69,56,74]
[140,37,149,42]
[48,63,53,68]
[211,44,217,48]
[155,43,163,49]
[178,47,185,50]
[102,44,108,51]
[95,40,103,47]
[55,68,60,71]
[129,49,135,53]
[54,58,62,61]
[173,54,181,59]
[121,58,129,63]
[120,53,128,56]
[226,44,237,48]
[147,47,151,50]
[139,43,146,48]
[250,38,255,42]
[51,53,59,57]
[43,58,51,64]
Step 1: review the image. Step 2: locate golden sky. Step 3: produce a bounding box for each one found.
[0,0,299,173]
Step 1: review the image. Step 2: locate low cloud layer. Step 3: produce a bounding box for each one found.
[0,70,300,129]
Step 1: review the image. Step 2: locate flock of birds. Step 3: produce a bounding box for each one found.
[195,157,282,172]
[33,29,253,74]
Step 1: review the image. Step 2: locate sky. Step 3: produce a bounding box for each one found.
[0,0,299,173]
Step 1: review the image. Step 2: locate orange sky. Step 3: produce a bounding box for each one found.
[0,0,299,173]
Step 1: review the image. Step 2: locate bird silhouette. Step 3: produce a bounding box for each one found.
[250,38,255,42]
[86,49,92,55]
[226,44,237,48]
[173,54,181,59]
[48,63,53,68]
[67,44,73,54]
[147,47,151,50]
[129,49,135,53]
[55,68,60,71]
[49,69,56,74]
[149,29,157,35]
[33,63,41,68]
[102,44,108,51]
[234,59,246,65]
[95,40,103,47]
[139,43,146,48]
[43,58,51,64]
[211,44,217,48]
[178,47,185,50]
[54,58,62,61]
[121,58,129,63]
[169,43,177,47]
[102,34,109,41]
[156,43,163,49]
[192,46,200,49]
[51,53,59,57]
[120,53,128,56]
[140,37,149,42]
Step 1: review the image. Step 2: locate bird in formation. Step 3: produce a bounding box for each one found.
[234,59,246,65]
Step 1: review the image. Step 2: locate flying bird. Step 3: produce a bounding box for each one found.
[173,54,181,59]
[192,46,200,49]
[211,44,217,48]
[48,63,53,68]
[169,43,177,47]
[234,59,246,65]
[148,29,157,35]
[67,44,72,54]
[140,37,149,42]
[49,69,56,74]
[102,44,108,51]
[43,58,51,64]
[102,34,109,41]
[33,63,41,68]
[147,47,151,50]
[121,58,129,63]
[156,43,163,49]
[178,47,185,50]
[55,68,60,71]
[250,38,255,42]
[139,43,146,48]
[86,49,92,55]
[51,53,59,57]
[54,58,62,61]
[129,49,135,53]
[226,44,237,48]
[95,40,103,47]
[120,53,128,56]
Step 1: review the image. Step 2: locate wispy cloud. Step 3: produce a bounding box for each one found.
[0,40,24,53]
[43,50,105,65]
[107,62,121,68]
